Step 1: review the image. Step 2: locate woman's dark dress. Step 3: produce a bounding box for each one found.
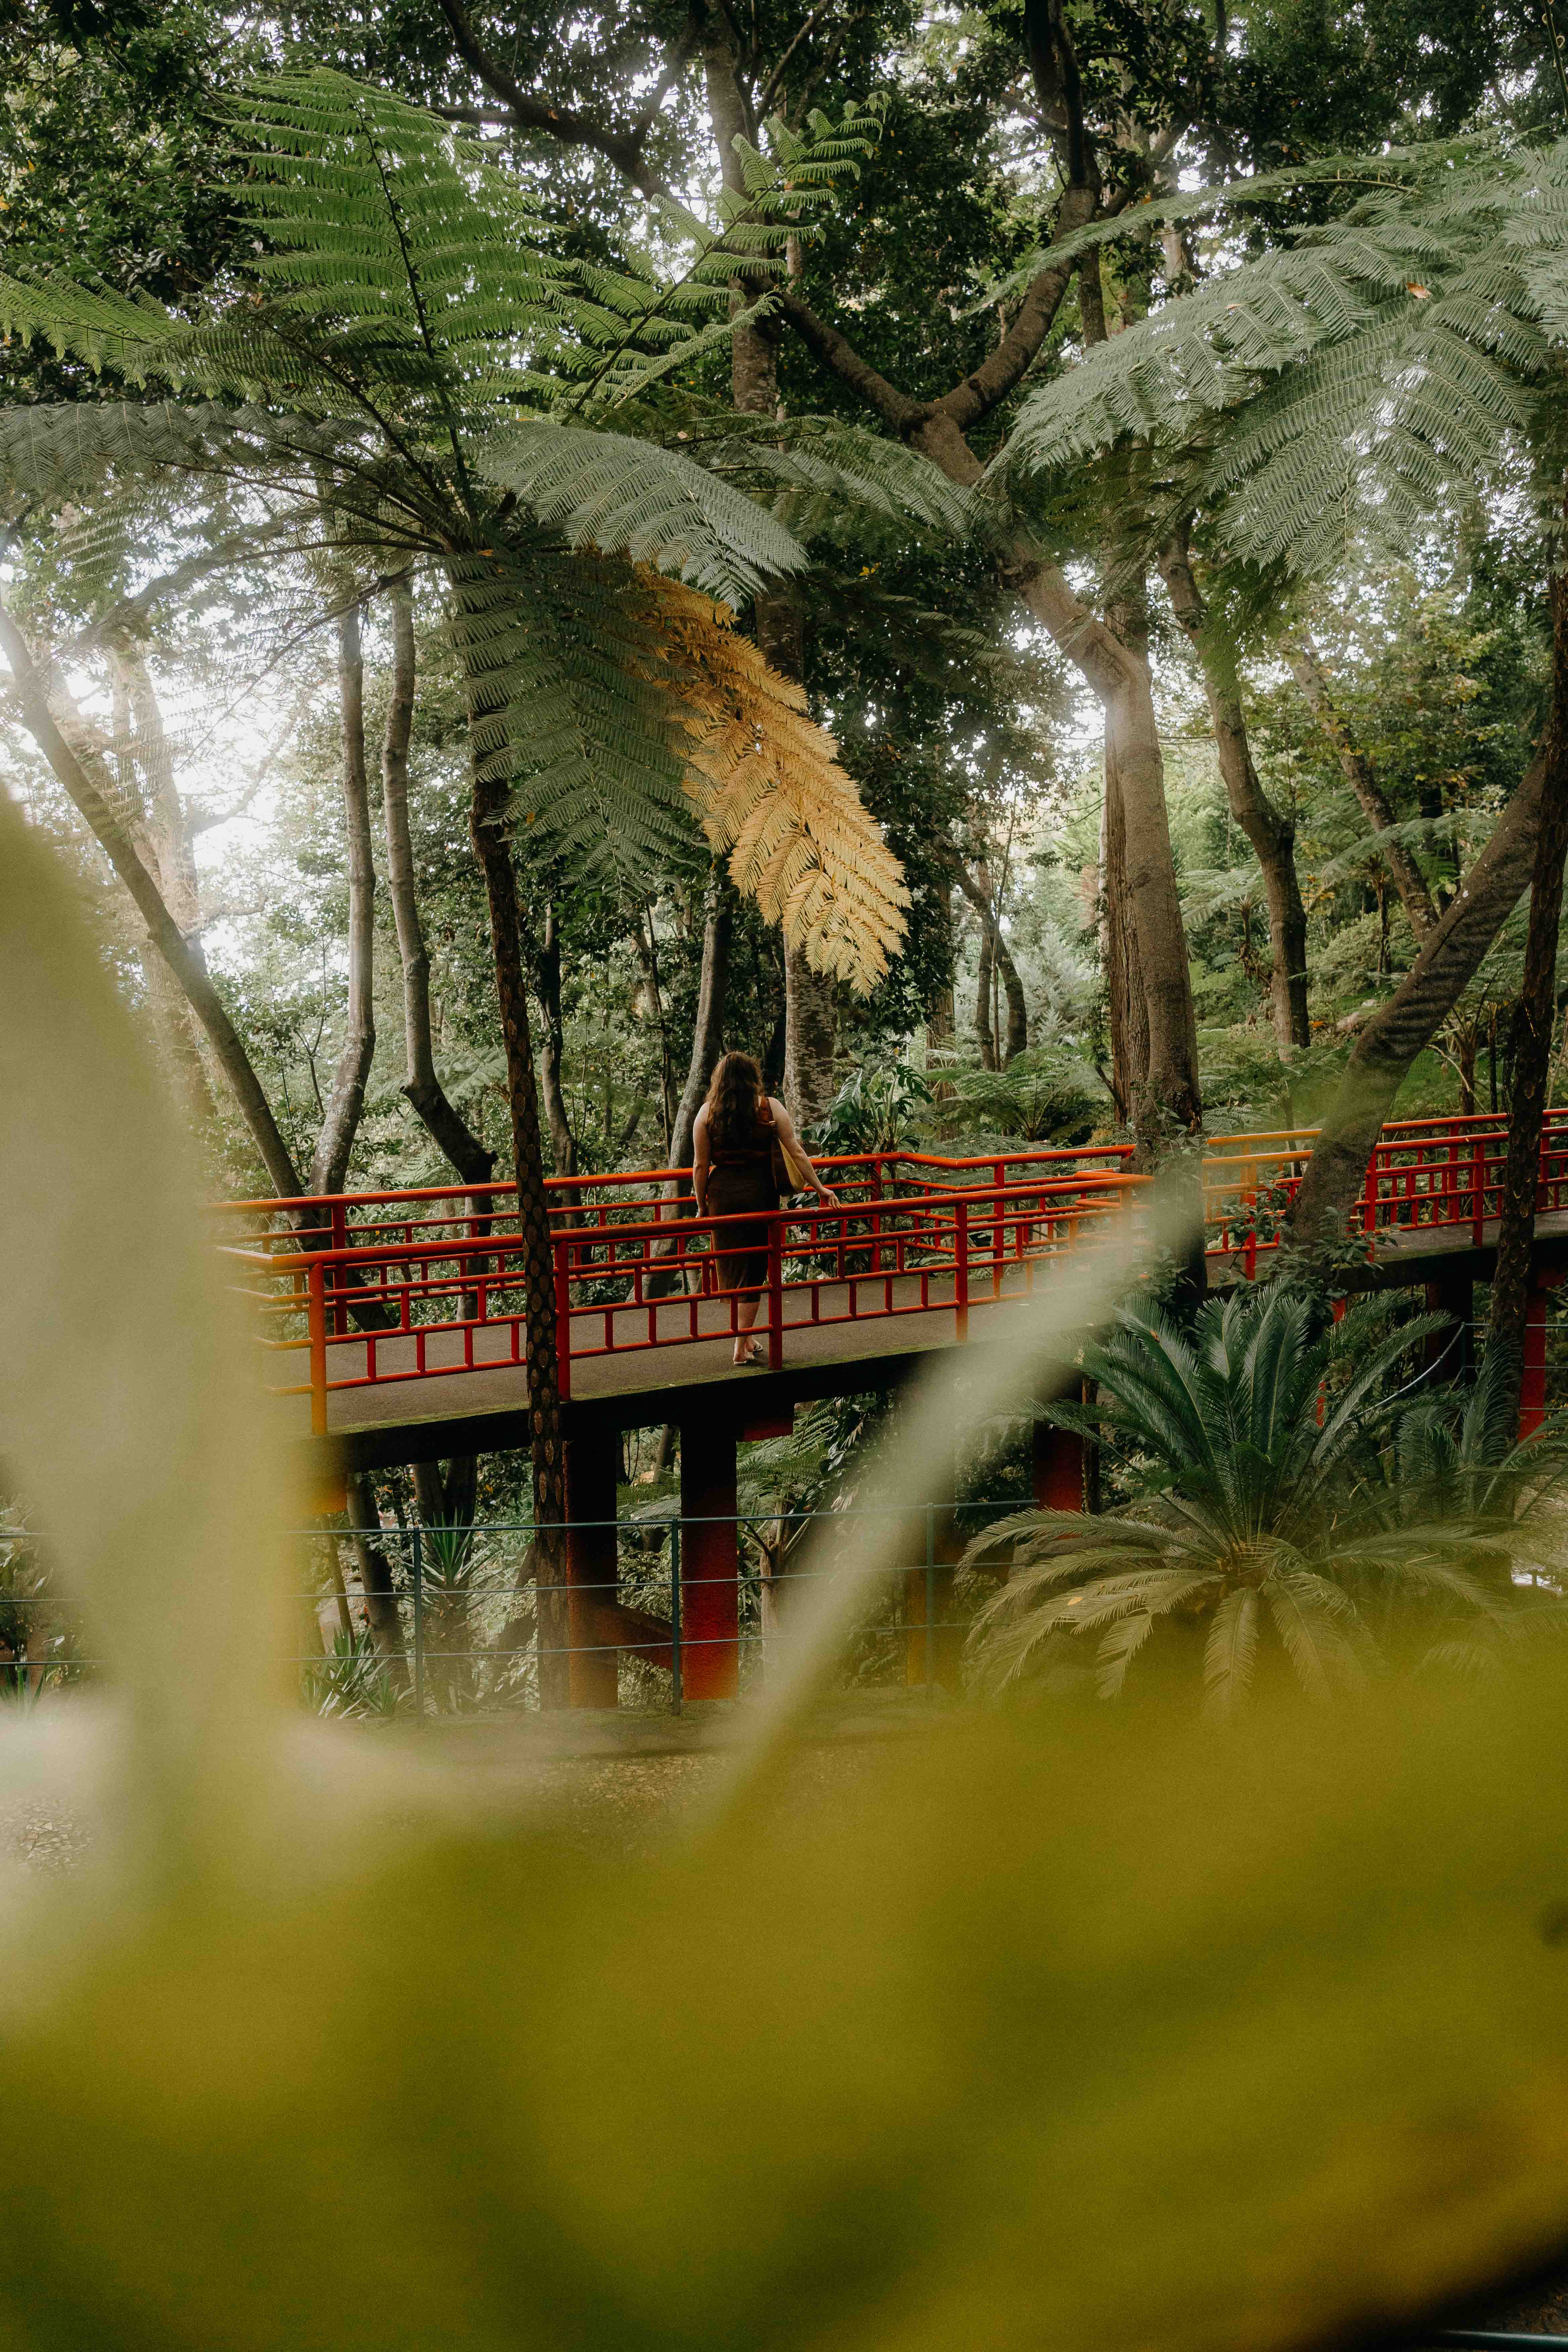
[708,1097,781,1299]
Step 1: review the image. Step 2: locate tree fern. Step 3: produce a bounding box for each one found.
[998,142,1568,579]
[0,69,909,985]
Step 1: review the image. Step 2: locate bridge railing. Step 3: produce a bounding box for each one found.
[213,1112,1568,1431]
[216,1162,1157,1431]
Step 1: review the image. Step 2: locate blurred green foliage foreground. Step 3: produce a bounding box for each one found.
[4,793,1568,2351]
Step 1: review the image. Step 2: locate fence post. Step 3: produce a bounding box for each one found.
[553,1235,573,1403]
[1472,1133,1485,1248]
[767,1211,785,1370]
[954,1196,970,1342]
[669,1522,683,1714]
[306,1259,328,1437]
[410,1524,426,1722]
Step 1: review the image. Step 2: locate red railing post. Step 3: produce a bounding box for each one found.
[1471,1132,1485,1248]
[954,1196,970,1342]
[329,1199,349,1335]
[768,1211,784,1370]
[553,1234,573,1403]
[1244,1158,1257,1282]
[306,1258,328,1437]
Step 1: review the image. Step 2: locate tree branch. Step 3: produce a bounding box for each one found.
[433,0,675,198]
[935,181,1101,433]
[755,0,835,121]
[775,286,925,435]
[1288,634,1438,937]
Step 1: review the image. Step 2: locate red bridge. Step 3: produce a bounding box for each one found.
[216,1109,1568,1703]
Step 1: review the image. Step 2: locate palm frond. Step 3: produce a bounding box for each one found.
[1203,1586,1260,1718]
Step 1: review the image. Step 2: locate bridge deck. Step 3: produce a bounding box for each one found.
[277,1207,1568,1466]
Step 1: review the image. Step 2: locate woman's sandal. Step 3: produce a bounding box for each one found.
[733,1342,766,1369]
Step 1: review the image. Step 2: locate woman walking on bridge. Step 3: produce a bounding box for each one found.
[693,1052,837,1366]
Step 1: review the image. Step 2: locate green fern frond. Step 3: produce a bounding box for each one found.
[1000,140,1568,577]
[0,67,906,976]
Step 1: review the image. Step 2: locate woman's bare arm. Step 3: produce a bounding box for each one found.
[692,1104,710,1213]
[771,1100,837,1199]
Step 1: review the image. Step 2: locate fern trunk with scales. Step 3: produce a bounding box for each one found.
[1487,550,1568,1409]
[468,752,571,1708]
[704,23,840,1128]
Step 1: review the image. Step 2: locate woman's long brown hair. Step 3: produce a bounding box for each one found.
[703,1051,766,1152]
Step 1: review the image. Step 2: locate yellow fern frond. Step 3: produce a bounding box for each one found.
[648,577,909,994]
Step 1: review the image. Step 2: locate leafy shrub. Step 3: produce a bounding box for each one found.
[944,1044,1106,1146]
[812,1063,933,1155]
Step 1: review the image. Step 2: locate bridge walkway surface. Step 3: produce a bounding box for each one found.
[273,1203,1568,1453]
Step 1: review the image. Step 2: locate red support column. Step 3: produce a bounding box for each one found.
[1521,1284,1550,1441]
[679,1416,739,1699]
[1031,1420,1083,1512]
[564,1425,620,1708]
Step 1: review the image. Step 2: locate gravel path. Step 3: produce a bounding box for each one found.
[0,1797,88,1872]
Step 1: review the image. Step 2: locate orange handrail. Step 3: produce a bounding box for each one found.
[217,1109,1568,1431]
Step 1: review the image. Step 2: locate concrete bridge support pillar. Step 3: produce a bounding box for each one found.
[564,1426,621,1708]
[679,1416,740,1699]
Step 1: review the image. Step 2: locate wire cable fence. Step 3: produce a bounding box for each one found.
[0,1504,1016,1721]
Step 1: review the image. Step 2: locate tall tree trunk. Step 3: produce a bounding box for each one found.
[344,1472,410,1687]
[954,861,1028,1068]
[1287,635,1438,939]
[668,871,733,1170]
[783,938,839,1124]
[467,745,570,1708]
[974,918,998,1070]
[927,882,956,1082]
[633,904,676,1155]
[1488,565,1568,1411]
[1286,753,1547,1253]
[903,251,1199,1160]
[1158,533,1310,1054]
[108,638,217,1123]
[1102,752,1148,1128]
[0,600,303,1197]
[996,927,1028,1067]
[310,604,377,1197]
[1086,557,1197,1166]
[380,577,495,1186]
[536,900,578,1177]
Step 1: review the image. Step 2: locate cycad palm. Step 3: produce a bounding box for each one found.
[968,1291,1556,1713]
